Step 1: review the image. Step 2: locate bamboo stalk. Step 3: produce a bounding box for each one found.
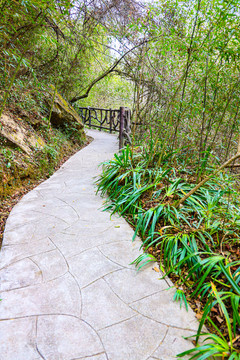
[175,135,240,207]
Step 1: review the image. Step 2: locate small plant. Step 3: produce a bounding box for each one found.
[173,288,188,310]
[130,252,157,270]
[177,285,240,359]
[1,148,16,169]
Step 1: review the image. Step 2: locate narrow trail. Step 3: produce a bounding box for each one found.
[0,130,199,360]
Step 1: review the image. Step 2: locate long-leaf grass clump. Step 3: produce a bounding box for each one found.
[97,142,240,359]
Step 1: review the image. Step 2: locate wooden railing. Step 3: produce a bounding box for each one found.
[77,106,131,149]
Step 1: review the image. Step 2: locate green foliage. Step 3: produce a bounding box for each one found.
[0,0,135,119]
[124,0,240,174]
[173,288,188,311]
[130,253,157,270]
[97,144,240,358]
[178,285,240,359]
[1,148,15,169]
[77,74,134,109]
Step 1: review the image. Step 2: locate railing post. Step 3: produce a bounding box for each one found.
[109,109,112,133]
[119,106,125,150]
[89,109,91,128]
[100,110,102,131]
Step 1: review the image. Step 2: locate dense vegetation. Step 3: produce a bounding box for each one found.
[96,0,240,359]
[98,144,240,359]
[0,0,136,201]
[1,0,240,358]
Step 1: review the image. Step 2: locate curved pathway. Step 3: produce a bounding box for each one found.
[0,130,199,360]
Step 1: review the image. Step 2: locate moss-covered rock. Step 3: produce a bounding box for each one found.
[46,87,84,132]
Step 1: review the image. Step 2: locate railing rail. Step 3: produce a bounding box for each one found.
[77,106,131,149]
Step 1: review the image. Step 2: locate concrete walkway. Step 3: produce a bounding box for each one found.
[0,130,199,360]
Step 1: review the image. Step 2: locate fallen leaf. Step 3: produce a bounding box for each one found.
[153,266,160,272]
[194,300,201,311]
[232,335,240,344]
[216,316,223,324]
[148,247,153,254]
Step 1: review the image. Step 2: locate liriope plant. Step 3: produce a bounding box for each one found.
[97,143,240,358]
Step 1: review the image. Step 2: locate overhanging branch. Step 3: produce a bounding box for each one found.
[69,39,150,104]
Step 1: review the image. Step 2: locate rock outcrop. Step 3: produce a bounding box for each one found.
[46,87,84,131]
[0,87,85,155]
[0,114,45,154]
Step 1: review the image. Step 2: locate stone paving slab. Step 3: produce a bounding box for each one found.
[0,129,199,359]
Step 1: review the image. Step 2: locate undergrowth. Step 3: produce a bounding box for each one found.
[97,142,240,360]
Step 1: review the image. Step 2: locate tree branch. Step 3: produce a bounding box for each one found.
[69,39,150,104]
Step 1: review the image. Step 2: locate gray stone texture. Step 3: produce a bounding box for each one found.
[0,130,199,359]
